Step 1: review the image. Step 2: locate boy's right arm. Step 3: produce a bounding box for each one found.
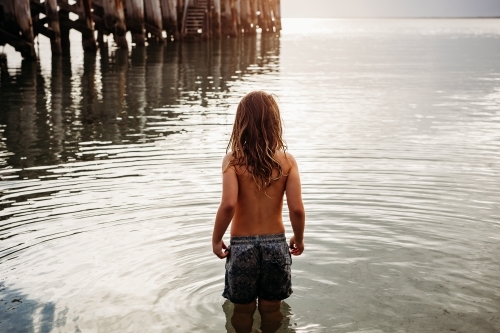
[212,154,238,259]
[285,153,305,256]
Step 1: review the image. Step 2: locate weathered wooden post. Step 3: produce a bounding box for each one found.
[257,0,271,32]
[161,0,179,40]
[125,0,146,45]
[180,0,188,39]
[45,0,62,55]
[273,0,281,31]
[248,0,257,35]
[221,0,236,37]
[0,0,16,30]
[59,0,71,54]
[240,0,250,34]
[233,0,241,33]
[102,0,128,48]
[14,0,36,59]
[257,0,265,32]
[144,0,165,41]
[212,0,221,39]
[264,0,273,31]
[208,0,213,40]
[76,0,98,52]
[202,1,210,41]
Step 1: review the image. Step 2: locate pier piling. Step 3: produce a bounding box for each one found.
[221,0,237,37]
[212,0,221,39]
[77,0,98,52]
[58,0,71,55]
[45,0,62,55]
[102,0,128,48]
[144,0,164,42]
[234,0,241,33]
[14,0,36,59]
[273,0,281,31]
[161,0,179,40]
[125,0,146,45]
[0,0,280,60]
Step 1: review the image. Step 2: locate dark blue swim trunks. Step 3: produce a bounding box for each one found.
[222,233,293,304]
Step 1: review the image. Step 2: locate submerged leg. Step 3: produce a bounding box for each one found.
[258,299,282,333]
[232,300,257,333]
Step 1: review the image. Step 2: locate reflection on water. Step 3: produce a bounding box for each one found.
[222,300,295,333]
[0,284,56,333]
[1,19,500,332]
[0,35,279,174]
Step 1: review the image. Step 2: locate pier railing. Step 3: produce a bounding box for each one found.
[0,0,282,60]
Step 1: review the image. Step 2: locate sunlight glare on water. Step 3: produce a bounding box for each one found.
[0,19,500,332]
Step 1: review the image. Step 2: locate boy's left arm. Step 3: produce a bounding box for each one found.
[212,155,238,259]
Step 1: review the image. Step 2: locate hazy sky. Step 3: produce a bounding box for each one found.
[282,0,500,18]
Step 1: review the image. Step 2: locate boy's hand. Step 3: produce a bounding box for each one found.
[213,240,229,259]
[289,235,304,256]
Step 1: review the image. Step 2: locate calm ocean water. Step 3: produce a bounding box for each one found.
[1,19,500,332]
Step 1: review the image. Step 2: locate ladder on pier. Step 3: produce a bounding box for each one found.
[182,0,208,40]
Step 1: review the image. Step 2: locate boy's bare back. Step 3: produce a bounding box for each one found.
[214,150,305,258]
[223,151,302,237]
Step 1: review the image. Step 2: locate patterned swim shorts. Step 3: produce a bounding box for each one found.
[222,233,292,304]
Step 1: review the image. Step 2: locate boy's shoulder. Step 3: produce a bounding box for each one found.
[221,152,235,172]
[279,151,298,167]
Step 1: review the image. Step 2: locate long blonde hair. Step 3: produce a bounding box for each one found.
[226,91,287,191]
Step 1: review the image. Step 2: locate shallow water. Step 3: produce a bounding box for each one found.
[1,19,500,332]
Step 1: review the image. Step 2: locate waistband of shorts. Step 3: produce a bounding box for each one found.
[229,233,286,245]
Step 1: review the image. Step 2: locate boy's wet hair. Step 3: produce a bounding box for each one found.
[226,91,287,191]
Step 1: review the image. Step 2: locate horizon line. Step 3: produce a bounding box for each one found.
[283,16,500,19]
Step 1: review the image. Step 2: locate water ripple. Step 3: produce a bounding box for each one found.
[0,19,500,332]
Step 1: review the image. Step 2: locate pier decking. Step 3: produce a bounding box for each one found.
[0,0,281,60]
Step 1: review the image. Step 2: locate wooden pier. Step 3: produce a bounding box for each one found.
[0,0,281,60]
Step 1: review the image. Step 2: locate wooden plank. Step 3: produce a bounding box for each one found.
[45,0,62,55]
[29,0,45,14]
[14,0,36,59]
[0,28,33,48]
[160,0,179,40]
[101,0,128,48]
[124,0,146,45]
[32,21,57,39]
[144,0,164,41]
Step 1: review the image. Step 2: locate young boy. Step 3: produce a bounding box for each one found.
[212,91,305,332]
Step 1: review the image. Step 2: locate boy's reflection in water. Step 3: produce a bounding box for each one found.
[223,300,296,333]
